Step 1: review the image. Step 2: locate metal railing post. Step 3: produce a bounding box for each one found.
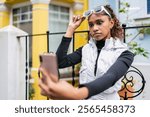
[72,33,75,86]
[25,36,28,100]
[46,31,50,52]
[122,24,126,43]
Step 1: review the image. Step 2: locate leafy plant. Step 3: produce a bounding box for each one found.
[119,2,130,13]
[145,28,150,34]
[139,28,150,35]
[128,41,149,58]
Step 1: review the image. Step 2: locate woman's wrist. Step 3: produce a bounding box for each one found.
[74,87,89,100]
[65,25,76,38]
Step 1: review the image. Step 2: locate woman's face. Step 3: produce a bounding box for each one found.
[88,13,114,41]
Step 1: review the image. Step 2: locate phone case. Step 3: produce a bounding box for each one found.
[39,52,59,82]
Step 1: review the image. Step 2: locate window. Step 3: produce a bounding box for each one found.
[49,4,69,32]
[13,5,32,26]
[147,0,150,14]
[49,4,70,52]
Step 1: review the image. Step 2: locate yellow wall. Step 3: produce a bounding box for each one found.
[0,10,10,28]
[4,0,29,5]
[0,1,10,28]
[32,3,49,100]
[0,0,5,2]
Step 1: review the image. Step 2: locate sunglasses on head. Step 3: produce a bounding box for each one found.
[83,6,111,18]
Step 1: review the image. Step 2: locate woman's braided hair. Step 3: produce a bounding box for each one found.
[104,5,123,39]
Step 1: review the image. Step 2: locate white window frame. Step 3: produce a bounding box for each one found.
[49,6,69,23]
[11,2,32,26]
[49,1,73,30]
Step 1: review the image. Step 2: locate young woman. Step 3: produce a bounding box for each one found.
[39,5,134,100]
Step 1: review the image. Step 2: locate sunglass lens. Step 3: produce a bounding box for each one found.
[83,10,92,17]
[94,7,102,13]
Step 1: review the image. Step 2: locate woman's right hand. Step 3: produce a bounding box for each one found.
[65,15,85,37]
[69,15,85,30]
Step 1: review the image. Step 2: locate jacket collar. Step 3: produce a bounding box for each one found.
[89,37,128,50]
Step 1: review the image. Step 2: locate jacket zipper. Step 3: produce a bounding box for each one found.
[94,49,101,76]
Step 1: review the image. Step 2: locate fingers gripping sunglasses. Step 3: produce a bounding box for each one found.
[83,6,111,18]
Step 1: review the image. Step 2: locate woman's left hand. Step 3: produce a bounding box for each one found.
[38,68,88,100]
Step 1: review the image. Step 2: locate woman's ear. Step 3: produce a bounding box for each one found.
[109,19,114,29]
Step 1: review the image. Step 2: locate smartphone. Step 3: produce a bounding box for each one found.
[39,52,59,83]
